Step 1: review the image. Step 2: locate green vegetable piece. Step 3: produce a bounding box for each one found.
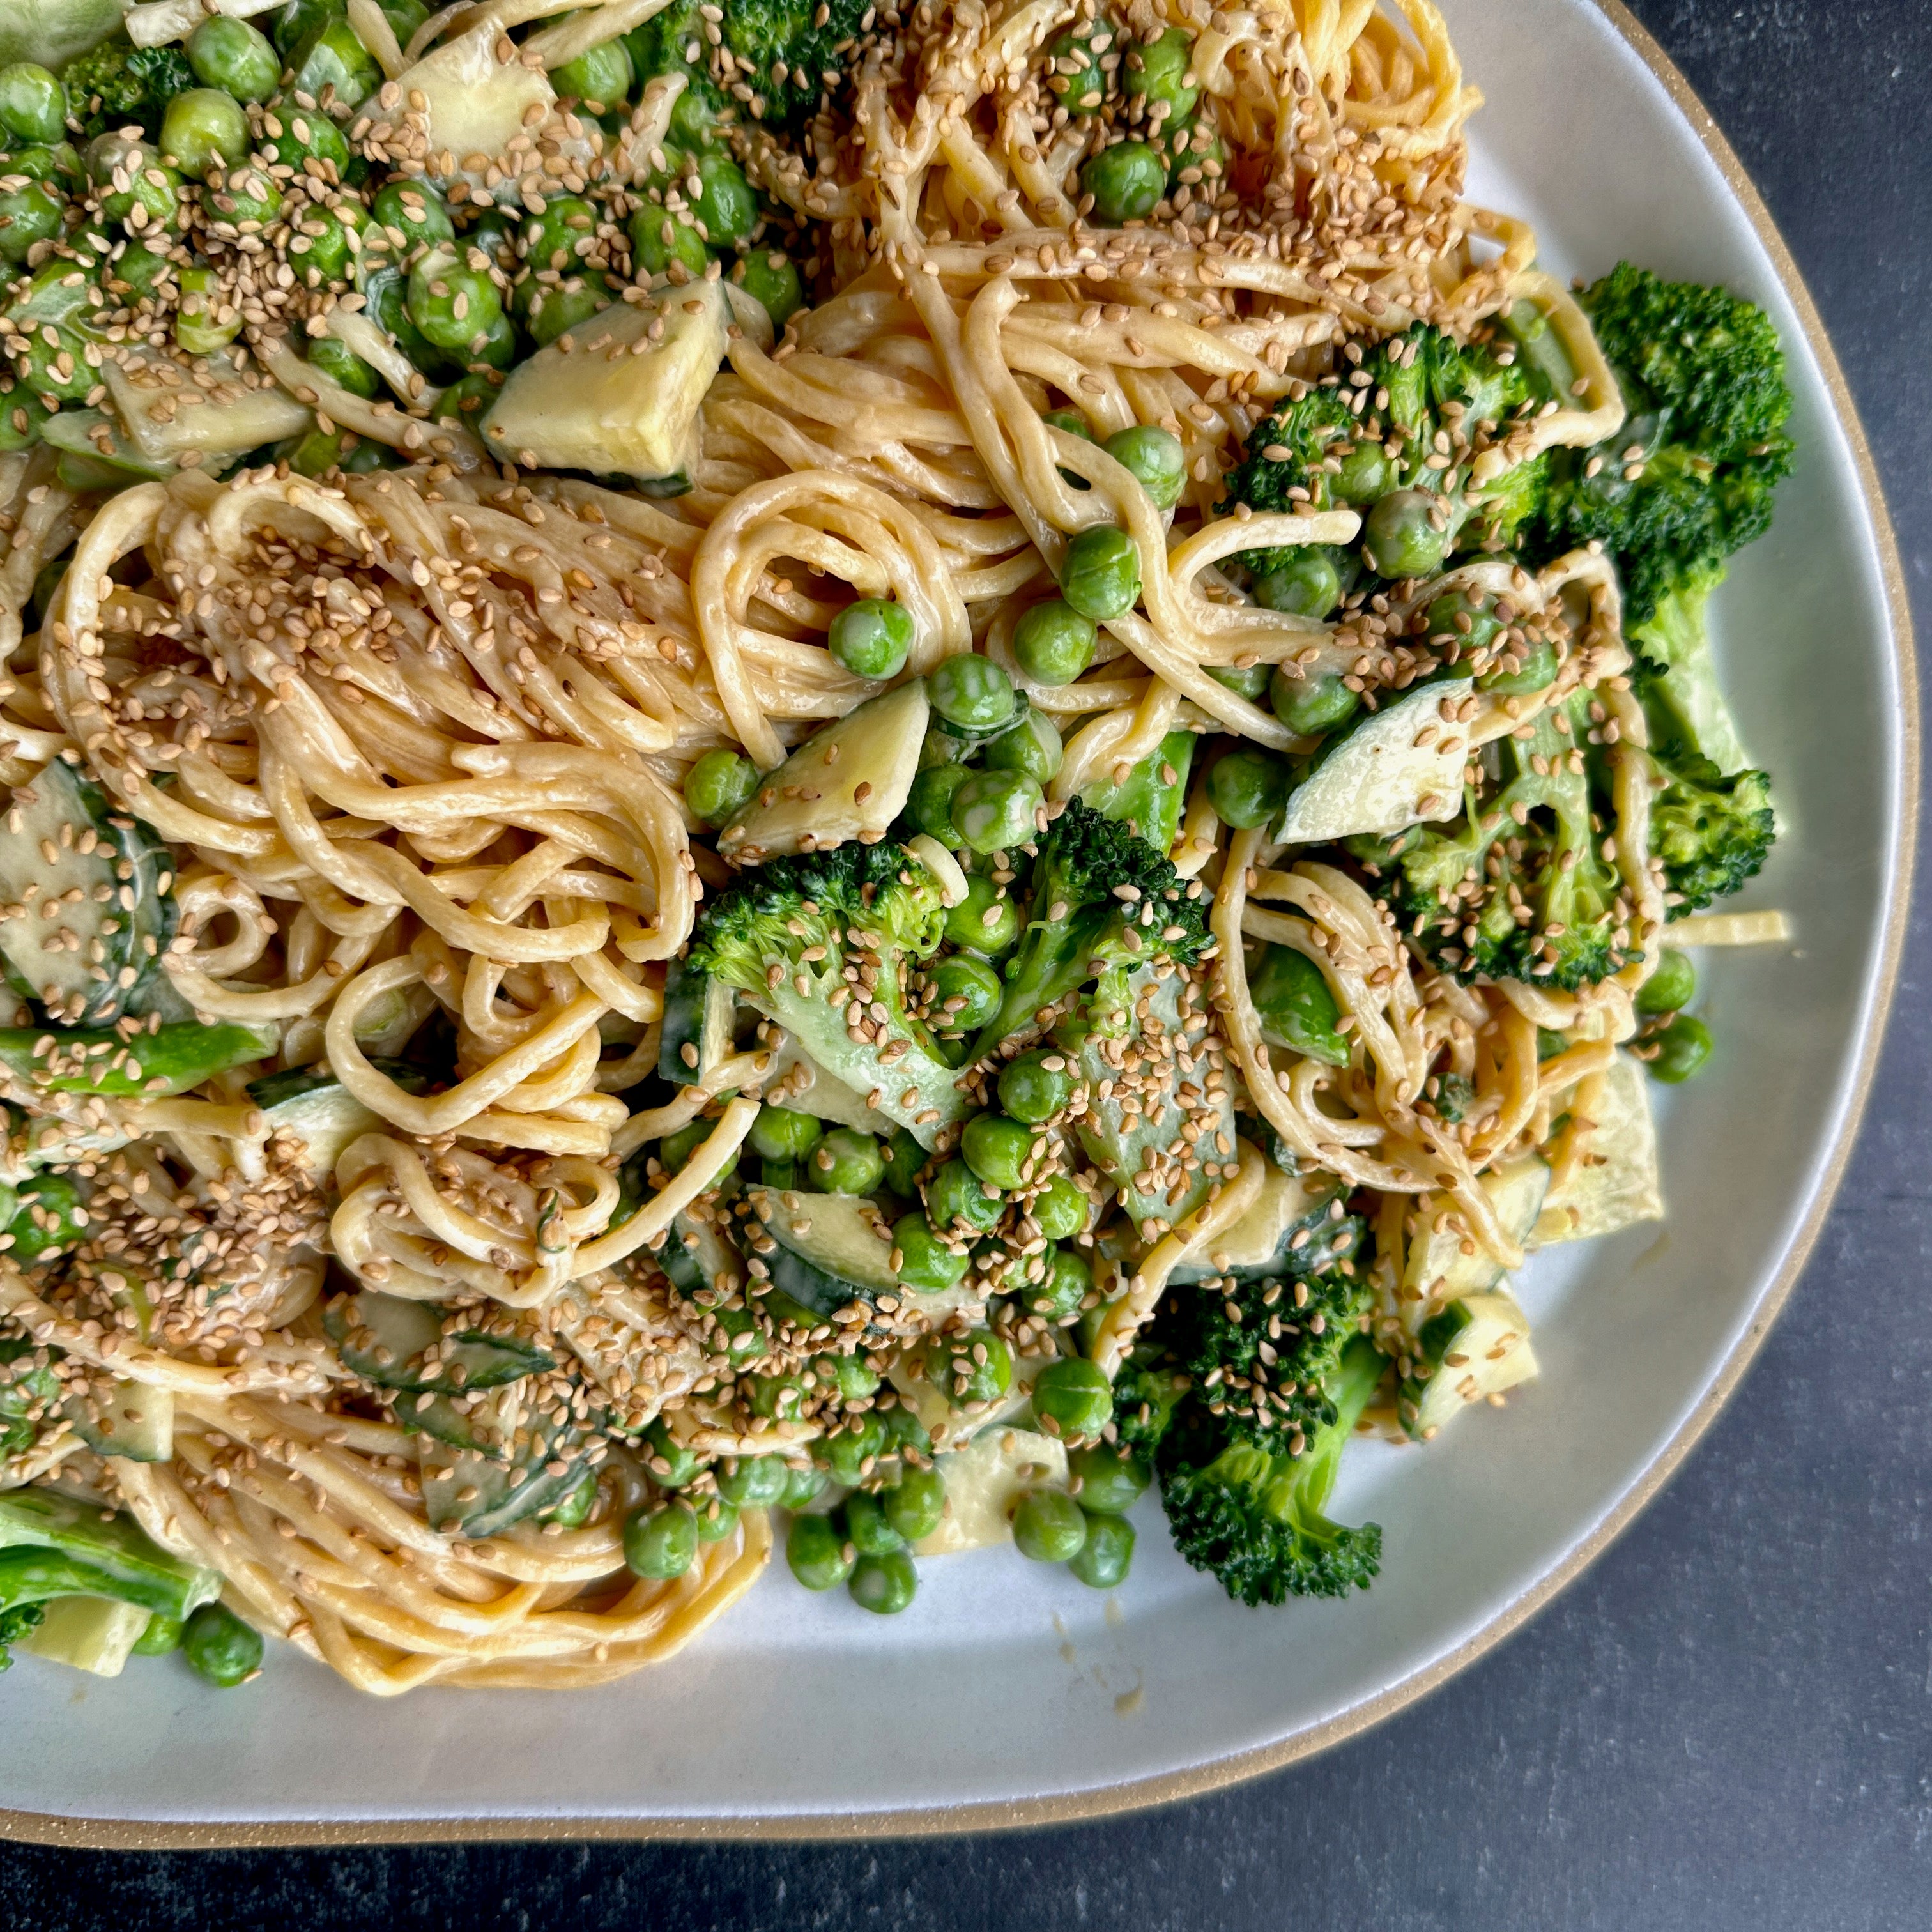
[1207,746,1289,831]
[307,332,379,397]
[942,875,1021,958]
[1209,663,1271,701]
[924,1327,1012,1408]
[181,1602,262,1687]
[1045,21,1109,113]
[659,1116,735,1184]
[1081,139,1166,224]
[1104,424,1186,510]
[206,157,281,232]
[0,65,66,146]
[1123,27,1197,120]
[881,1126,924,1197]
[260,98,354,185]
[841,1489,904,1557]
[6,1171,85,1263]
[733,247,802,329]
[984,709,1063,785]
[827,597,913,680]
[624,1501,698,1579]
[1068,1445,1149,1515]
[928,954,1004,1034]
[640,1416,703,1487]
[1253,548,1342,618]
[786,1511,852,1591]
[85,131,179,234]
[928,652,1015,732]
[628,202,707,279]
[408,250,502,351]
[687,147,755,247]
[1068,1510,1134,1586]
[1363,487,1452,579]
[809,1126,883,1196]
[187,18,279,102]
[962,1113,1035,1192]
[1031,1356,1112,1440]
[160,87,248,177]
[997,1049,1071,1125]
[893,1213,969,1292]
[1478,634,1558,694]
[551,34,633,111]
[825,1351,880,1402]
[1248,943,1348,1066]
[288,17,383,112]
[288,204,364,287]
[951,769,1042,855]
[520,194,597,274]
[1269,666,1358,738]
[779,1459,829,1510]
[1060,525,1140,620]
[131,1611,183,1655]
[0,174,61,264]
[691,1492,738,1542]
[684,747,759,827]
[174,264,238,354]
[431,371,500,427]
[548,1469,599,1529]
[847,1548,916,1613]
[905,762,969,842]
[748,1104,822,1163]
[371,176,454,254]
[1011,597,1096,686]
[882,1466,946,1543]
[1647,1012,1712,1084]
[523,270,611,348]
[1636,947,1696,1015]
[1029,1176,1090,1246]
[1013,1488,1087,1562]
[818,1411,885,1487]
[0,1022,274,1098]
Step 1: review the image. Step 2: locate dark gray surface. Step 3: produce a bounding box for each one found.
[4,2,1929,1926]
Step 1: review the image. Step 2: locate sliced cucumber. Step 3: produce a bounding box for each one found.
[482,279,726,484]
[13,1595,151,1678]
[1277,677,1478,845]
[0,1334,60,1459]
[657,955,733,1087]
[0,1491,222,1621]
[41,408,174,486]
[417,1404,592,1540]
[1169,1161,1354,1285]
[0,756,178,1023]
[1396,1152,1549,1341]
[248,1060,429,1176]
[911,1424,1067,1557]
[742,1184,898,1325]
[6,1170,87,1264]
[102,342,310,465]
[66,1375,173,1463]
[323,1291,553,1394]
[0,1020,276,1098]
[1535,1053,1664,1245]
[1399,1289,1538,1438]
[717,680,930,864]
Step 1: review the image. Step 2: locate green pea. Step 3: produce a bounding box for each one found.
[548,1468,599,1529]
[1207,746,1290,831]
[625,1501,698,1578]
[641,1416,703,1487]
[684,747,759,827]
[962,1112,1036,1191]
[878,1402,932,1461]
[882,1466,946,1544]
[285,426,383,478]
[1477,634,1558,694]
[984,709,1063,784]
[1537,1027,1569,1061]
[1061,525,1141,621]
[1069,1445,1149,1515]
[780,1460,829,1510]
[1081,139,1166,224]
[928,652,1016,732]
[1647,1013,1713,1084]
[288,205,364,286]
[522,270,612,348]
[905,761,969,843]
[880,1129,926,1200]
[174,265,239,354]
[848,1549,917,1613]
[1424,588,1503,654]
[0,176,61,263]
[629,203,707,279]
[1636,947,1696,1015]
[287,17,384,112]
[520,194,597,273]
[132,1611,185,1656]
[998,1049,1071,1125]
[827,597,914,680]
[924,1327,1013,1409]
[304,333,378,400]
[19,323,93,402]
[1363,487,1452,579]
[208,160,283,234]
[1253,548,1342,618]
[408,250,503,350]
[891,1213,967,1292]
[1030,1176,1091,1245]
[260,100,354,185]
[1041,406,1092,442]
[1016,1244,1086,1321]
[928,959,1003,1040]
[660,1117,735,1185]
[748,1368,808,1419]
[1012,1488,1087,1563]
[734,247,802,328]
[1269,666,1358,738]
[748,1104,821,1163]
[1123,27,1197,120]
[371,178,455,255]
[819,1411,886,1487]
[940,875,1019,958]
[1031,1356,1113,1441]
[1165,123,1225,188]
[927,1156,1002,1235]
[180,1603,264,1687]
[809,1126,884,1196]
[102,238,171,302]
[1209,662,1271,702]
[187,17,280,102]
[691,1492,739,1542]
[951,769,1042,855]
[551,34,633,111]
[160,88,249,179]
[1068,1511,1135,1587]
[1012,598,1096,686]
[1045,22,1110,114]
[86,134,180,234]
[711,1454,788,1510]
[1333,438,1395,504]
[1248,943,1348,1066]
[1104,424,1186,510]
[786,1511,852,1590]
[841,1489,905,1557]
[431,371,502,426]
[0,65,65,147]
[686,147,755,247]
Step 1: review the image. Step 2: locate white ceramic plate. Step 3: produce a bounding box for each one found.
[0,0,1913,1846]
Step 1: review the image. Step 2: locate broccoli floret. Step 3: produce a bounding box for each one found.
[0,1600,44,1671]
[627,0,866,130]
[970,798,1209,1060]
[1222,387,1359,517]
[1108,1342,1188,1459]
[1529,263,1794,628]
[687,838,967,1145]
[1355,688,1636,988]
[63,38,195,140]
[1157,1336,1384,1604]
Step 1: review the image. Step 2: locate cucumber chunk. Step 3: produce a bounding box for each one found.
[0,757,178,1023]
[657,955,733,1087]
[66,1375,173,1462]
[912,1425,1067,1556]
[1169,1160,1352,1284]
[717,681,930,864]
[1396,1152,1549,1341]
[1277,678,1478,845]
[1399,1289,1538,1438]
[102,342,310,464]
[1535,1053,1664,1245]
[247,1060,430,1176]
[416,1404,592,1540]
[323,1291,554,1394]
[742,1184,898,1324]
[13,1595,151,1678]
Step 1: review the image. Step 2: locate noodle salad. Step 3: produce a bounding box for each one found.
[0,0,1791,1694]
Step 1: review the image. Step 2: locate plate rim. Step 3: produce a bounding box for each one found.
[0,0,1916,1851]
